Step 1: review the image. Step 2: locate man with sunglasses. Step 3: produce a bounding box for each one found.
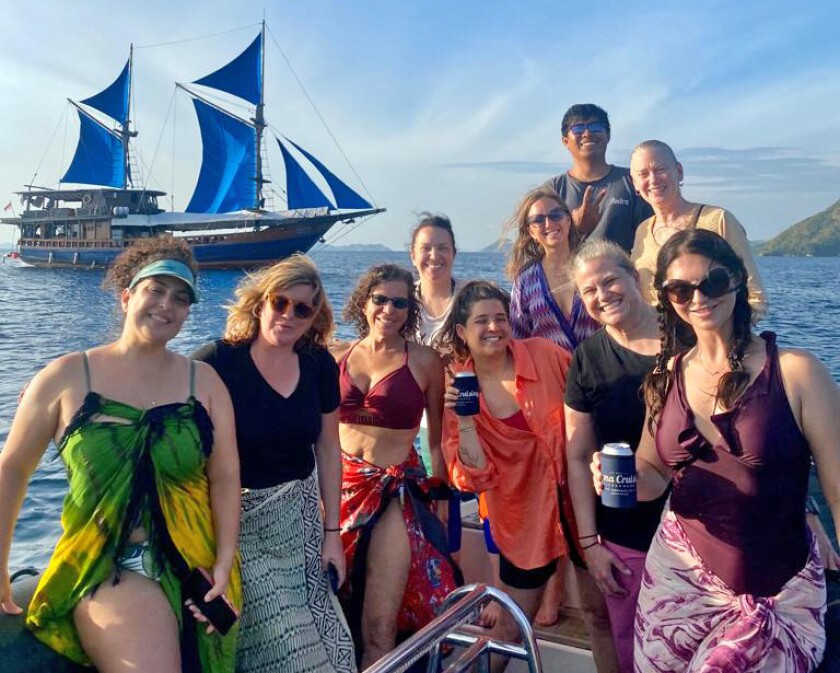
[544,103,651,252]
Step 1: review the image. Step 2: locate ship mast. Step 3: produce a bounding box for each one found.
[121,44,139,188]
[251,21,267,210]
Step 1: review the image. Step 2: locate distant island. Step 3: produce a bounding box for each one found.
[324,243,393,252]
[481,239,510,253]
[761,198,840,256]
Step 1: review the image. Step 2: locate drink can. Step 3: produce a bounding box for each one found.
[600,442,636,509]
[453,372,480,416]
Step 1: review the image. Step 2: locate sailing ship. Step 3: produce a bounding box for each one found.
[1,24,384,269]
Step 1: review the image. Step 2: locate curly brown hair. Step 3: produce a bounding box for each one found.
[342,264,419,338]
[502,187,572,279]
[223,254,333,349]
[104,235,197,294]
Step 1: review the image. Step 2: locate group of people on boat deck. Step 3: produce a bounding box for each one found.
[0,102,838,673]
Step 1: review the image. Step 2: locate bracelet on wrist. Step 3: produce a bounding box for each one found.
[577,533,599,541]
[324,527,340,532]
[581,540,601,551]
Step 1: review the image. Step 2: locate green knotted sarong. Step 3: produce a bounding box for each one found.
[26,361,241,673]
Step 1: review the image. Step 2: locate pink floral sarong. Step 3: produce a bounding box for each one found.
[635,508,826,673]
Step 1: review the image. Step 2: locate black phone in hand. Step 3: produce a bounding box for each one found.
[184,567,239,636]
[327,563,340,592]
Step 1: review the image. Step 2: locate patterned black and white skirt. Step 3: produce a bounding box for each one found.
[236,473,356,673]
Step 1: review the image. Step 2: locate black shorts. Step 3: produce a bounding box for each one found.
[498,554,557,590]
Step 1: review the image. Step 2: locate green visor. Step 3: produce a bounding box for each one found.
[128,259,199,303]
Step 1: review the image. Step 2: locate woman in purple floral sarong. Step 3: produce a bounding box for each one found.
[593,229,840,672]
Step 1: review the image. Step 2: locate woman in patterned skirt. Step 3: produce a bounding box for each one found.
[194,255,355,673]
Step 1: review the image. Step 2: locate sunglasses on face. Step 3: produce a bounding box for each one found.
[528,208,568,228]
[370,293,410,310]
[662,267,736,305]
[569,122,607,136]
[268,294,316,319]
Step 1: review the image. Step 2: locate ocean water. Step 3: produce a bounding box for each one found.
[1,251,838,568]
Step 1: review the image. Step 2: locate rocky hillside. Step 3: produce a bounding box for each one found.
[761,198,840,256]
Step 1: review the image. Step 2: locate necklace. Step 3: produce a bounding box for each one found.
[652,204,705,246]
[651,218,692,246]
[695,356,728,377]
[693,350,748,377]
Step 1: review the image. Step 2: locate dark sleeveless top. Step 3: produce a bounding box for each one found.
[339,341,425,430]
[656,332,811,596]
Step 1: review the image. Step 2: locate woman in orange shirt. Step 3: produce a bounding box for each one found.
[439,280,575,649]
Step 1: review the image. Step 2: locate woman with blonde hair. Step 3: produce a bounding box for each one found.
[629,139,768,320]
[504,186,611,662]
[565,239,667,672]
[506,186,599,351]
[193,254,355,673]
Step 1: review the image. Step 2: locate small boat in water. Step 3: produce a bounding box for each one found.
[0,23,383,269]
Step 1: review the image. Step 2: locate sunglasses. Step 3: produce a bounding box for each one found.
[661,267,736,305]
[528,208,569,228]
[268,294,316,319]
[370,293,410,310]
[569,122,607,136]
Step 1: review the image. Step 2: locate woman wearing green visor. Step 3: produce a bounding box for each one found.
[0,237,242,673]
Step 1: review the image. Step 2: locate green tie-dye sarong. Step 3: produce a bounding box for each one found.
[26,391,242,672]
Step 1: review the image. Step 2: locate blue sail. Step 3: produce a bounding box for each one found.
[193,34,262,106]
[81,60,130,125]
[284,137,372,209]
[61,110,125,187]
[186,98,256,213]
[277,139,334,210]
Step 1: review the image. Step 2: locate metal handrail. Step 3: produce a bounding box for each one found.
[363,583,542,673]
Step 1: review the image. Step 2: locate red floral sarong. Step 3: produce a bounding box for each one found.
[339,450,461,645]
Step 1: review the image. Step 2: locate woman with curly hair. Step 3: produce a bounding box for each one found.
[593,229,840,671]
[0,236,241,673]
[193,254,355,673]
[332,263,459,668]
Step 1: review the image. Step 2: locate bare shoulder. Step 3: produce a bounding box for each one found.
[29,351,86,397]
[193,358,225,391]
[17,350,87,418]
[410,342,443,369]
[778,347,835,387]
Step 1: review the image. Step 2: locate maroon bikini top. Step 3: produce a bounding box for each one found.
[339,341,425,430]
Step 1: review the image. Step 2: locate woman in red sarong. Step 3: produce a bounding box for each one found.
[331,264,460,668]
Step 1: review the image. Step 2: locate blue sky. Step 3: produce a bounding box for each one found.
[1,0,839,250]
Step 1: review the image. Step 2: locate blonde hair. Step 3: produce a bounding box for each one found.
[570,239,636,278]
[223,254,333,348]
[502,186,570,279]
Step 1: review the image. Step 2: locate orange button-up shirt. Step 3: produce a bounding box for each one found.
[443,337,574,570]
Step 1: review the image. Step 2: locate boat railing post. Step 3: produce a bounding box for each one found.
[362,583,542,673]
